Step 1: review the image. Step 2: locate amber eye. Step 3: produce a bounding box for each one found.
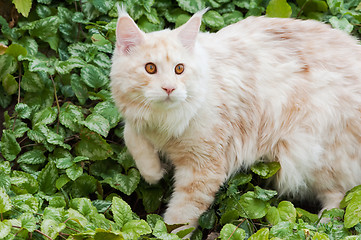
[175,63,184,75]
[145,62,157,74]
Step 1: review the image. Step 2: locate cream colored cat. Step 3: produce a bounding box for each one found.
[110,8,361,232]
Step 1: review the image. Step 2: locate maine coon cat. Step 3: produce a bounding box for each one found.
[110,8,361,232]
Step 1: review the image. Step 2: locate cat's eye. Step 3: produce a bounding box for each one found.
[145,62,157,74]
[175,63,184,75]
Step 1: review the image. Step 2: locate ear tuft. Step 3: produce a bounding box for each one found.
[115,5,144,54]
[177,8,208,50]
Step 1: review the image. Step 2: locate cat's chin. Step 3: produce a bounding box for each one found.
[151,98,182,110]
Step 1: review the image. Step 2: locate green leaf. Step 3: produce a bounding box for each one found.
[329,16,353,33]
[176,0,206,13]
[59,102,84,132]
[32,107,57,127]
[2,74,17,95]
[20,212,37,232]
[11,170,39,194]
[0,220,11,239]
[199,209,217,229]
[75,130,113,161]
[112,197,133,228]
[1,130,21,161]
[266,201,296,225]
[90,0,114,14]
[29,16,60,51]
[203,10,224,29]
[254,186,278,201]
[68,208,89,227]
[102,168,140,195]
[68,174,97,197]
[312,232,330,240]
[81,64,109,89]
[248,228,269,240]
[41,219,66,239]
[66,164,83,181]
[56,174,71,189]
[38,162,58,195]
[50,148,73,169]
[153,220,181,240]
[70,198,98,217]
[344,194,361,228]
[251,162,280,179]
[18,149,47,164]
[21,70,44,93]
[12,194,39,213]
[12,0,32,17]
[122,220,152,239]
[55,57,87,74]
[141,186,163,213]
[93,101,121,128]
[0,55,17,81]
[266,0,292,18]
[71,74,89,105]
[15,103,32,119]
[5,43,27,58]
[220,223,246,240]
[81,113,110,138]
[223,11,244,25]
[0,188,12,213]
[238,191,268,219]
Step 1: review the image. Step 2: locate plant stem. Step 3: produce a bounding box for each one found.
[50,75,61,133]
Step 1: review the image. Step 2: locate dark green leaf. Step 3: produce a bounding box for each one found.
[176,0,206,13]
[81,64,109,89]
[102,168,140,195]
[38,162,58,195]
[75,130,113,161]
[12,170,39,194]
[68,174,97,197]
[203,10,224,29]
[199,209,217,229]
[32,107,57,127]
[2,74,17,95]
[1,130,21,161]
[18,149,47,164]
[0,54,17,81]
[21,70,45,93]
[81,113,110,137]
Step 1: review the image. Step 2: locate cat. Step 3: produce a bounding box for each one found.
[110,7,361,234]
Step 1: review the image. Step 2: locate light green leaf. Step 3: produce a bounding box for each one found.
[66,164,83,181]
[266,0,292,18]
[329,16,353,33]
[5,43,27,58]
[153,220,181,240]
[56,174,71,190]
[102,168,140,195]
[11,170,39,194]
[0,54,17,81]
[313,232,331,240]
[81,64,109,89]
[12,194,39,213]
[203,10,224,29]
[2,74,17,95]
[90,0,114,14]
[50,148,73,169]
[94,229,124,240]
[21,70,44,93]
[41,219,66,239]
[220,223,246,240]
[176,0,205,13]
[248,228,269,240]
[12,0,32,17]
[122,220,152,239]
[68,208,89,227]
[38,162,58,195]
[266,201,296,225]
[81,113,110,137]
[29,16,60,51]
[28,57,56,75]
[20,212,37,232]
[251,162,280,179]
[238,191,268,219]
[17,149,46,164]
[254,186,278,201]
[0,188,12,213]
[32,106,57,127]
[112,197,133,228]
[1,130,21,161]
[344,194,361,228]
[59,102,84,132]
[15,103,32,119]
[0,220,11,239]
[55,57,87,74]
[70,198,97,217]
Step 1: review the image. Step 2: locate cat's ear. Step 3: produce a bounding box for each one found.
[115,5,144,54]
[177,9,208,50]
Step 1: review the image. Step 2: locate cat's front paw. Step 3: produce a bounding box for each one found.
[141,167,165,184]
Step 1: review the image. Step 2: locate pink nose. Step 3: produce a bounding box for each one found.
[162,87,175,95]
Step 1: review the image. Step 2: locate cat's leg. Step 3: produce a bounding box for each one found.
[163,161,227,231]
[124,123,164,184]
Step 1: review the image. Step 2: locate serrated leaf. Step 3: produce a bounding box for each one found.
[20,212,37,232]
[102,168,140,195]
[15,103,32,119]
[223,11,244,25]
[12,0,32,17]
[50,148,73,169]
[248,228,269,240]
[122,220,152,239]
[0,54,17,81]
[41,219,66,239]
[71,74,88,105]
[66,164,83,181]
[59,102,84,132]
[12,170,39,194]
[56,174,70,189]
[94,229,124,240]
[29,16,60,51]
[0,188,12,213]
[28,57,56,75]
[199,209,216,230]
[266,0,292,18]
[220,224,246,240]
[17,149,47,164]
[141,186,163,213]
[16,36,38,55]
[1,130,21,161]
[5,43,27,58]
[203,10,224,29]
[32,106,57,127]
[69,174,97,197]
[12,194,39,213]
[0,220,11,239]
[176,0,205,13]
[38,162,58,195]
[344,194,361,228]
[81,64,109,89]
[112,197,133,228]
[81,113,110,137]
[68,208,89,227]
[254,186,277,201]
[75,130,113,160]
[329,16,353,33]
[21,70,44,92]
[153,220,181,240]
[55,57,86,74]
[70,198,98,217]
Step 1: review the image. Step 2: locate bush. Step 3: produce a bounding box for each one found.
[0,0,361,239]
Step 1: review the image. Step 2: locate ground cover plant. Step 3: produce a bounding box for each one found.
[1,0,361,239]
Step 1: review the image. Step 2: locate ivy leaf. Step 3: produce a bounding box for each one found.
[12,0,33,17]
[1,130,21,161]
[17,149,47,164]
[81,64,109,89]
[0,188,12,213]
[266,0,292,18]
[81,113,110,138]
[38,162,58,195]
[112,197,133,228]
[220,224,246,240]
[176,0,205,13]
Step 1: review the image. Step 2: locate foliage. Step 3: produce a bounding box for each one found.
[0,0,361,239]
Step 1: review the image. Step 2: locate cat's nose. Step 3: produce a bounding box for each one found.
[162,87,175,95]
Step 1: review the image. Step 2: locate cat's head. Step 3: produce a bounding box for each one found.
[110,8,208,120]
